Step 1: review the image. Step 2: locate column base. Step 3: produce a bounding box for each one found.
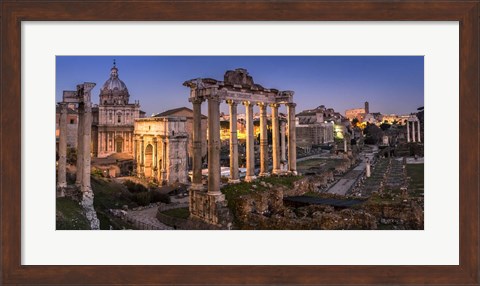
[207,192,225,202]
[271,169,282,175]
[80,188,100,230]
[244,175,257,182]
[287,170,298,176]
[81,186,94,195]
[189,183,204,191]
[259,172,270,177]
[228,179,241,184]
[56,183,66,197]
[189,189,231,227]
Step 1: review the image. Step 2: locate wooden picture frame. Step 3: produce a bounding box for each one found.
[1,1,478,285]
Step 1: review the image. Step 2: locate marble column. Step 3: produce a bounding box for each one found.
[57,103,68,196]
[366,158,371,177]
[140,136,145,176]
[244,101,256,182]
[82,101,92,193]
[412,121,416,142]
[270,103,281,174]
[417,121,421,143]
[258,103,269,176]
[280,121,286,163]
[190,98,204,190]
[407,121,410,142]
[207,97,222,195]
[161,141,167,182]
[287,103,297,175]
[133,136,137,175]
[228,100,239,183]
[75,103,84,187]
[153,137,158,181]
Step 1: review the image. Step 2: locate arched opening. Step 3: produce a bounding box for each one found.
[144,144,153,178]
[115,136,123,153]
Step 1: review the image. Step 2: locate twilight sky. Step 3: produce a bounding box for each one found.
[56,56,424,116]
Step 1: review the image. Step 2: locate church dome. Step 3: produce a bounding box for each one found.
[99,60,131,106]
[101,62,128,92]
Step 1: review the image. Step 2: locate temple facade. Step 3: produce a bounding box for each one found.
[184,68,297,226]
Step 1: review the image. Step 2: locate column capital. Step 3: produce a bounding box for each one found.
[242,100,252,107]
[269,103,279,108]
[208,96,222,104]
[190,97,205,104]
[286,102,297,108]
[226,99,239,106]
[59,103,68,113]
[257,102,267,110]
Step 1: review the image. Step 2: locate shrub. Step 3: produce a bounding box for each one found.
[91,168,103,177]
[147,182,158,190]
[132,192,151,206]
[124,180,148,193]
[150,191,171,204]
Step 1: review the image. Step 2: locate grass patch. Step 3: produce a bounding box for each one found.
[406,164,424,196]
[56,197,90,230]
[91,177,140,230]
[92,177,137,210]
[297,159,326,169]
[161,207,190,220]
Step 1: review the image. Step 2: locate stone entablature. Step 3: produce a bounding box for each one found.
[134,116,189,185]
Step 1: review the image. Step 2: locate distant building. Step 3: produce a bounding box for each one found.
[55,103,79,149]
[380,114,409,125]
[219,112,288,142]
[154,107,207,169]
[295,105,336,149]
[345,101,370,121]
[96,62,143,158]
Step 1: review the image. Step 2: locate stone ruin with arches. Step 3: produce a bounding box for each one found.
[57,82,100,230]
[183,68,297,227]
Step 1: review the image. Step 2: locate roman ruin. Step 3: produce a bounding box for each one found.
[57,82,100,230]
[406,115,422,143]
[183,68,297,226]
[133,116,189,185]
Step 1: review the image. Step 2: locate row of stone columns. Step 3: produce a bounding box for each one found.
[406,120,421,143]
[190,97,297,195]
[57,101,93,195]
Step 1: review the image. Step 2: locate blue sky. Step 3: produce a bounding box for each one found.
[56,56,424,116]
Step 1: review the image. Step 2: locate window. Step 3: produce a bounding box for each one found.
[109,113,112,121]
[117,114,121,123]
[70,119,75,124]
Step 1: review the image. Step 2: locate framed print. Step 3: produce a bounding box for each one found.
[1,1,478,285]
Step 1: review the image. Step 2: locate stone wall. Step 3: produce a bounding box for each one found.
[189,189,232,228]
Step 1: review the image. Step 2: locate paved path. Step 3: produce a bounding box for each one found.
[326,147,377,196]
[327,163,365,195]
[126,206,173,230]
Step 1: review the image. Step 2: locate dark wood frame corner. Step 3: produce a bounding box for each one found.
[1,1,478,285]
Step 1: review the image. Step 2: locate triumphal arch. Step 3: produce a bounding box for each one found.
[183,68,297,226]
